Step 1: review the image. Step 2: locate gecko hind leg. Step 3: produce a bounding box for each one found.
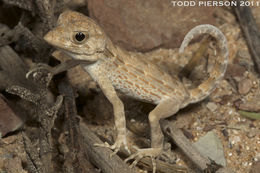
[125,99,181,173]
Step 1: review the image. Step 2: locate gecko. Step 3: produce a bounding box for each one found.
[43,11,228,173]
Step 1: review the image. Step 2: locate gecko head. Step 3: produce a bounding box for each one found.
[44,11,108,61]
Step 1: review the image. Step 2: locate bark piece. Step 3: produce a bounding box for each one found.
[79,121,137,173]
[58,81,98,173]
[0,95,23,138]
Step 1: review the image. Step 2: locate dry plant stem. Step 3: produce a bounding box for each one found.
[179,35,211,78]
[161,120,211,171]
[14,23,50,59]
[22,133,42,173]
[0,22,50,62]
[0,46,63,173]
[234,0,260,75]
[131,155,188,173]
[6,84,63,173]
[79,122,137,173]
[35,0,55,31]
[58,81,98,173]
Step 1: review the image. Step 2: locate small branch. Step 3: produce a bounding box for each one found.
[6,85,40,104]
[22,133,42,173]
[162,120,211,171]
[233,0,260,75]
[35,0,55,32]
[58,80,98,173]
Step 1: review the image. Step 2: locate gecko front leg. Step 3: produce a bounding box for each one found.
[93,74,130,155]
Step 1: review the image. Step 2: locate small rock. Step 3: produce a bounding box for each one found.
[216,167,236,173]
[206,102,218,112]
[231,136,241,144]
[225,64,246,78]
[193,131,226,166]
[235,50,254,69]
[238,78,253,95]
[238,92,260,112]
[246,129,257,138]
[255,153,260,161]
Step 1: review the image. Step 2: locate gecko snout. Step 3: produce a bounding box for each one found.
[43,27,66,49]
[43,30,54,44]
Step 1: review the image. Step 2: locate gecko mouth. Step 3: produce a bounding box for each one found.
[59,48,105,61]
[59,48,104,56]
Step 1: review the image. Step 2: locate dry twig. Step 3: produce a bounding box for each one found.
[234,0,260,75]
[58,80,98,173]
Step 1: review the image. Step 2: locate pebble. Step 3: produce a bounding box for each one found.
[247,129,256,138]
[238,78,253,95]
[193,131,226,166]
[232,136,241,143]
[130,119,136,123]
[256,153,260,160]
[206,102,218,112]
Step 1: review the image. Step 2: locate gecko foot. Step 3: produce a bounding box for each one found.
[124,147,162,173]
[94,135,130,157]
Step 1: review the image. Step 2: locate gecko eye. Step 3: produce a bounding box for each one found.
[73,32,88,43]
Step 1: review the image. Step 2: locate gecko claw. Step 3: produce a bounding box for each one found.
[94,136,129,156]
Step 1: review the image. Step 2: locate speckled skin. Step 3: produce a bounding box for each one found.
[44,11,228,172]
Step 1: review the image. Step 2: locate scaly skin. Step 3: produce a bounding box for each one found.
[44,11,228,173]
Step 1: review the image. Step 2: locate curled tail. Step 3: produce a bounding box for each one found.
[179,24,229,104]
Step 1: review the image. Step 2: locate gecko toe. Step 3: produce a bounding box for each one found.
[124,147,161,173]
[94,136,128,157]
